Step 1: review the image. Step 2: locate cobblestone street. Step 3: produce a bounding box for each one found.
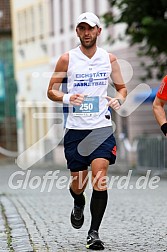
[0,161,167,252]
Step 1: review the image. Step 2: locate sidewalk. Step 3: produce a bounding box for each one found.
[0,160,167,251]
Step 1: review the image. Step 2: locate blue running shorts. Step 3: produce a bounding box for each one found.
[64,126,116,172]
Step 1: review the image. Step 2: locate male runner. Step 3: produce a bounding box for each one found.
[47,12,127,250]
[153,75,167,136]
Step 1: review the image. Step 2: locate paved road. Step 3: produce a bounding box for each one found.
[0,161,167,252]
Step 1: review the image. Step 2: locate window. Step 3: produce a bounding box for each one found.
[94,0,99,16]
[24,10,27,42]
[17,12,22,44]
[59,0,64,33]
[61,40,65,54]
[69,0,74,30]
[17,6,36,45]
[30,7,35,40]
[81,0,86,12]
[49,0,55,36]
[38,3,44,39]
[17,10,27,44]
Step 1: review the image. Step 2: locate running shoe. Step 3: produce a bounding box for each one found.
[86,230,104,250]
[71,204,85,229]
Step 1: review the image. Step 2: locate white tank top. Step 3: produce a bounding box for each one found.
[66,46,112,129]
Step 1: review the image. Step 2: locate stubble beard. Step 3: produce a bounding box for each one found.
[80,37,97,49]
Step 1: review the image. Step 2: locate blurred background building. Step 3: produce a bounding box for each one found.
[5,0,166,170]
[0,0,17,157]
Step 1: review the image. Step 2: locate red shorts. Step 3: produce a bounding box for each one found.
[156,75,167,101]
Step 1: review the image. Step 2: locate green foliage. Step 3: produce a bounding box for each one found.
[103,0,167,80]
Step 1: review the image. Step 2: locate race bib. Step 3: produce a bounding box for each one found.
[73,96,99,116]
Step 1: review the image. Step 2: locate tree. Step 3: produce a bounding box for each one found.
[103,0,167,80]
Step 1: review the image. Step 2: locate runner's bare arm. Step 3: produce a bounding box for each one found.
[153,96,167,126]
[47,53,68,102]
[47,53,84,105]
[110,54,127,100]
[106,54,127,110]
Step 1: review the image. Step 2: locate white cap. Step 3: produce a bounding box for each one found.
[76,12,101,28]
